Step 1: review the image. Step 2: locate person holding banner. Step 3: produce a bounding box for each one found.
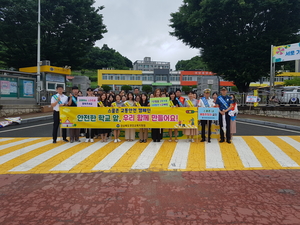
[68,86,81,143]
[151,89,163,142]
[85,87,96,142]
[138,93,149,143]
[175,89,185,107]
[112,94,124,143]
[51,85,69,143]
[168,91,179,142]
[198,89,215,143]
[216,87,233,144]
[183,91,198,142]
[98,93,110,142]
[229,94,238,139]
[124,92,136,141]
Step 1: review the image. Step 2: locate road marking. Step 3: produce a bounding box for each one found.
[232,137,262,168]
[51,141,110,171]
[131,142,163,170]
[237,121,300,134]
[186,142,206,171]
[0,138,39,150]
[255,136,299,167]
[168,140,190,169]
[0,139,53,165]
[279,136,300,152]
[9,142,81,172]
[205,139,224,169]
[220,138,245,169]
[150,141,177,171]
[0,122,52,133]
[0,138,11,142]
[92,141,137,171]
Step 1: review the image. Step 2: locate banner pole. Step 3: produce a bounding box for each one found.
[270,45,274,95]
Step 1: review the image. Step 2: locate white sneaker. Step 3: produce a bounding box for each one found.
[191,139,194,143]
[114,139,118,143]
[85,139,90,143]
[117,139,121,142]
[90,139,94,143]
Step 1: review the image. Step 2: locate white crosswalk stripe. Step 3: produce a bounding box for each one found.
[92,141,137,171]
[50,141,110,171]
[0,138,39,150]
[0,139,53,165]
[232,137,262,168]
[279,137,300,152]
[0,138,11,143]
[205,139,224,169]
[9,142,81,172]
[255,136,299,167]
[131,142,162,170]
[168,140,190,169]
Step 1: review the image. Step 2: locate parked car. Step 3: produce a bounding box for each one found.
[279,86,300,104]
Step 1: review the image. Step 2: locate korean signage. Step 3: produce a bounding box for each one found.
[273,42,300,63]
[60,107,198,129]
[0,81,10,95]
[198,108,219,120]
[77,97,98,107]
[246,96,258,103]
[149,97,170,107]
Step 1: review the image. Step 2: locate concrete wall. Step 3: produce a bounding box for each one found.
[0,104,41,117]
[238,106,300,120]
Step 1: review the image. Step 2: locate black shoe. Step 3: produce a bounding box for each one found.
[53,140,57,144]
[219,140,225,143]
[153,139,157,142]
[63,139,69,142]
[208,139,211,143]
[156,140,160,142]
[75,139,81,142]
[200,139,205,142]
[227,140,231,144]
[139,139,143,143]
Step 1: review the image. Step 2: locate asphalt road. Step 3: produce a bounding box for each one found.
[0,119,300,137]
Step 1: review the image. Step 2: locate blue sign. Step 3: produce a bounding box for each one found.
[198,107,219,120]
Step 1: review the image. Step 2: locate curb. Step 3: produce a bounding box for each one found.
[238,118,300,132]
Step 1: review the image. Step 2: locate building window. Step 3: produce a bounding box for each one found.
[136,76,140,80]
[148,76,153,81]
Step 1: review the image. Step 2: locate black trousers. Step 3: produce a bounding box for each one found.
[201,120,212,140]
[151,128,162,141]
[219,112,231,141]
[52,111,67,141]
[86,129,96,139]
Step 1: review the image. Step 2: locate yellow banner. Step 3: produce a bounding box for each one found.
[60,107,198,129]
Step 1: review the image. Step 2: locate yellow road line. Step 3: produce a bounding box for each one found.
[242,136,282,169]
[149,141,176,171]
[0,138,50,157]
[186,142,206,171]
[0,140,63,174]
[28,142,92,174]
[110,141,150,172]
[290,136,300,142]
[267,136,300,165]
[0,138,24,146]
[220,142,244,170]
[69,141,123,173]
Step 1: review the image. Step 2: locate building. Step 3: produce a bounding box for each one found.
[133,57,170,71]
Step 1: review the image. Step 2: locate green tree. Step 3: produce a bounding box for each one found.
[82,45,133,70]
[101,85,112,92]
[0,0,107,69]
[176,56,208,71]
[121,85,132,92]
[284,77,300,86]
[142,85,152,93]
[182,86,192,94]
[170,0,300,92]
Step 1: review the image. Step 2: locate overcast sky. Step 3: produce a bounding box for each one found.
[94,0,199,70]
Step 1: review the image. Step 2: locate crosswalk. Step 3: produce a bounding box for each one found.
[0,136,299,174]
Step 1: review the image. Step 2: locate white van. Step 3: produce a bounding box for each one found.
[280,86,300,104]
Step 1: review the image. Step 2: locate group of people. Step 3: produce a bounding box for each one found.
[51,86,238,144]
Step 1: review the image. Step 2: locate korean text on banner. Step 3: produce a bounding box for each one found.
[77,97,98,107]
[198,107,219,120]
[246,96,258,103]
[272,42,300,63]
[149,97,170,107]
[60,107,198,129]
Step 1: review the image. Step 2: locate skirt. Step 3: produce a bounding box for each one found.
[230,120,236,134]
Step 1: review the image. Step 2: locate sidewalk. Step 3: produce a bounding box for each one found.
[1,111,300,131]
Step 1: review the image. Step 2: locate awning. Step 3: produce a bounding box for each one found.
[152,83,172,86]
[219,81,235,87]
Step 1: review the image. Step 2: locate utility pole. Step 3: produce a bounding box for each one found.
[37,0,41,105]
